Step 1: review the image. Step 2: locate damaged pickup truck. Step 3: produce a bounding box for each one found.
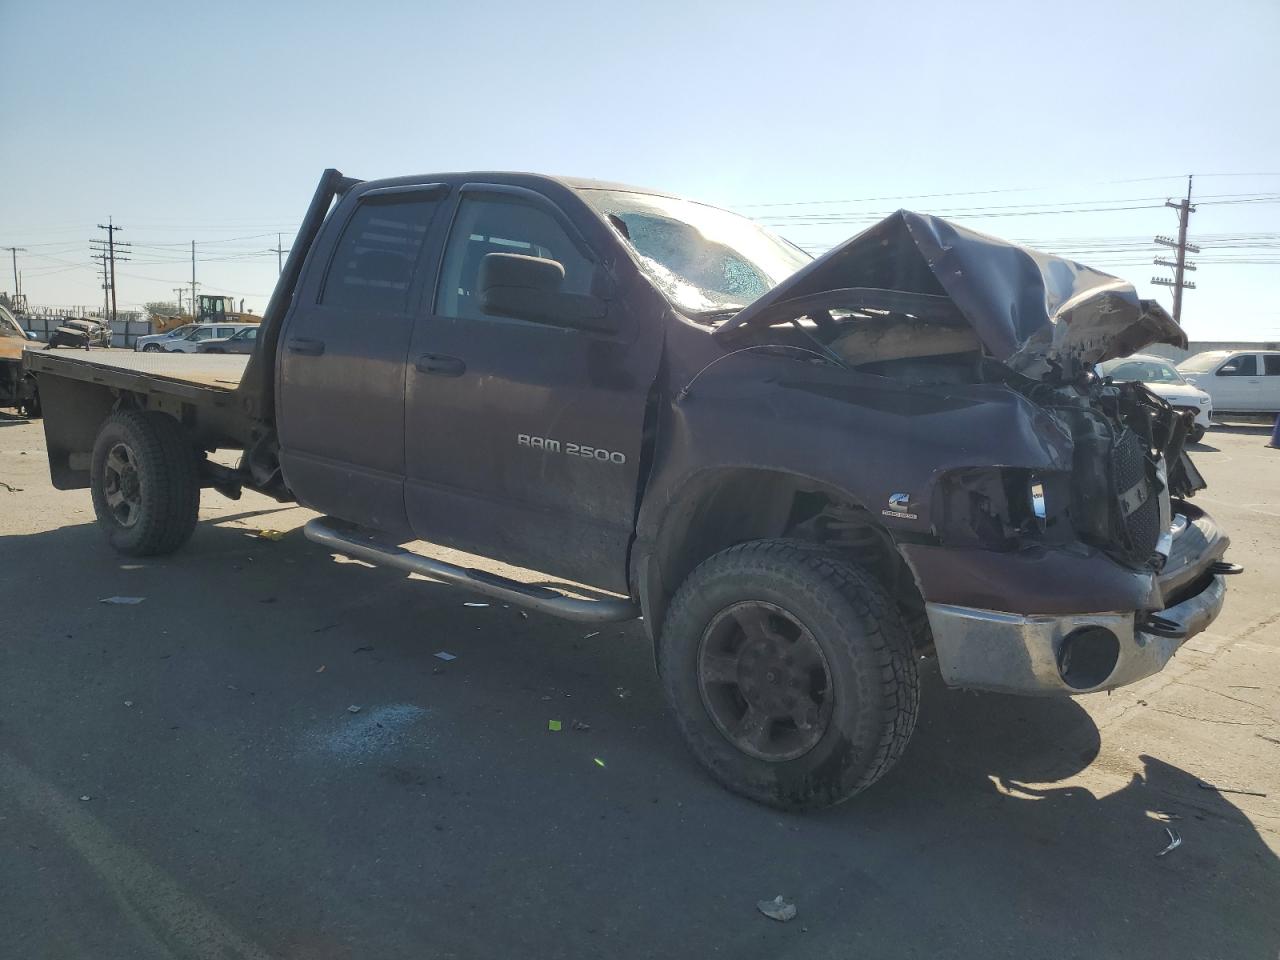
[27,169,1238,809]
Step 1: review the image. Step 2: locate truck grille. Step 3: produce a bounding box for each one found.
[1114,429,1161,558]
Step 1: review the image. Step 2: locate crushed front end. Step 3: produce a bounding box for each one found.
[921,373,1235,695]
[711,208,1237,695]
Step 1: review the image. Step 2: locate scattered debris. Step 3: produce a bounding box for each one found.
[1156,826,1182,858]
[347,705,362,714]
[79,795,91,802]
[255,529,285,541]
[540,695,553,701]
[615,687,631,700]
[0,480,22,493]
[518,610,529,620]
[548,720,562,732]
[352,645,374,654]
[315,665,326,674]
[99,596,145,605]
[432,666,445,675]
[583,631,600,639]
[572,720,591,732]
[1197,779,1268,798]
[593,757,606,768]
[757,896,797,922]
[123,700,134,707]
[434,651,457,662]
[463,602,489,608]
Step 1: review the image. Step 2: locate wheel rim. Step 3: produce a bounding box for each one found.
[103,441,142,527]
[697,600,834,762]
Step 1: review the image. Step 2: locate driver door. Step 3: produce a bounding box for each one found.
[403,185,660,591]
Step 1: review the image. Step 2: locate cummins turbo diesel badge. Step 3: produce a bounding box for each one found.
[882,493,917,520]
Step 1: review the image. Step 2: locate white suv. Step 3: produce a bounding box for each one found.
[134,324,198,352]
[1177,350,1280,415]
[163,323,255,353]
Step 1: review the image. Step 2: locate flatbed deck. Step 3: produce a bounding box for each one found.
[25,348,249,401]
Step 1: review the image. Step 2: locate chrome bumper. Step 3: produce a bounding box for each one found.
[926,574,1227,696]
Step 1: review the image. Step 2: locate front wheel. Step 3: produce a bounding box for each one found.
[142,343,162,352]
[1188,424,1206,443]
[90,410,201,556]
[659,540,919,810]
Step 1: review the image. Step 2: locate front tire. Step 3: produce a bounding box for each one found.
[659,540,919,810]
[142,343,162,352]
[1188,424,1206,443]
[90,410,201,556]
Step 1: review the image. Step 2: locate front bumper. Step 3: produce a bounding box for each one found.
[926,574,1226,695]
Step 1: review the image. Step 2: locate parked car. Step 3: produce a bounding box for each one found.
[25,168,1237,810]
[47,318,111,350]
[134,323,198,352]
[163,323,255,353]
[195,326,258,354]
[1176,350,1280,415]
[1098,354,1213,442]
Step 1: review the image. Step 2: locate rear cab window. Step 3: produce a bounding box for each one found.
[321,196,441,313]
[1264,355,1280,376]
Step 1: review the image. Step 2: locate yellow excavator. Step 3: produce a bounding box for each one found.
[153,295,261,334]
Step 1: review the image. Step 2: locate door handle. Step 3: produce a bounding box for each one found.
[287,338,326,356]
[415,354,466,377]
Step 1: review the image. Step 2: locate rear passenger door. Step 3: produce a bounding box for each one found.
[277,185,447,534]
[403,185,659,591]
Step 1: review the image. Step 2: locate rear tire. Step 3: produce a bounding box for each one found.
[90,410,201,556]
[658,539,919,810]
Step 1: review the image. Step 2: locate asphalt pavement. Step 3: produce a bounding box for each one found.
[1,413,1277,960]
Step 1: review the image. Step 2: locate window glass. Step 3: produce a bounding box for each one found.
[191,327,213,341]
[1264,355,1280,376]
[1218,355,1257,376]
[321,197,440,312]
[436,196,592,321]
[1101,359,1184,384]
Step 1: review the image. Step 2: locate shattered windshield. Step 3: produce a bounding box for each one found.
[580,189,810,317]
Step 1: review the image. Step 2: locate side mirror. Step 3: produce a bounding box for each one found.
[1217,363,1238,376]
[479,253,614,333]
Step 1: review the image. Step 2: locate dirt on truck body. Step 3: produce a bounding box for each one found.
[27,168,1238,810]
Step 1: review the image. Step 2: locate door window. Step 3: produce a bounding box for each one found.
[1264,355,1280,376]
[191,327,214,341]
[1217,355,1257,376]
[321,197,441,313]
[217,327,235,337]
[436,196,592,321]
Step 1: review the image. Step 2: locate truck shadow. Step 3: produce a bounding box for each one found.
[1,514,1276,960]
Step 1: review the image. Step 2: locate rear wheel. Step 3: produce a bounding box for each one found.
[659,539,919,810]
[90,410,201,556]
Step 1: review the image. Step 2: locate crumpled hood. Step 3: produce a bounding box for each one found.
[715,210,1187,378]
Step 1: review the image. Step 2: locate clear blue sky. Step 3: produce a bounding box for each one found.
[2,0,1278,339]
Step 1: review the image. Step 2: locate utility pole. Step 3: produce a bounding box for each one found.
[272,233,290,276]
[3,247,25,298]
[1152,175,1198,325]
[173,287,187,315]
[190,240,200,322]
[92,253,111,321]
[94,219,130,323]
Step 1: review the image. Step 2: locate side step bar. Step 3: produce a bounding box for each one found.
[304,517,640,624]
